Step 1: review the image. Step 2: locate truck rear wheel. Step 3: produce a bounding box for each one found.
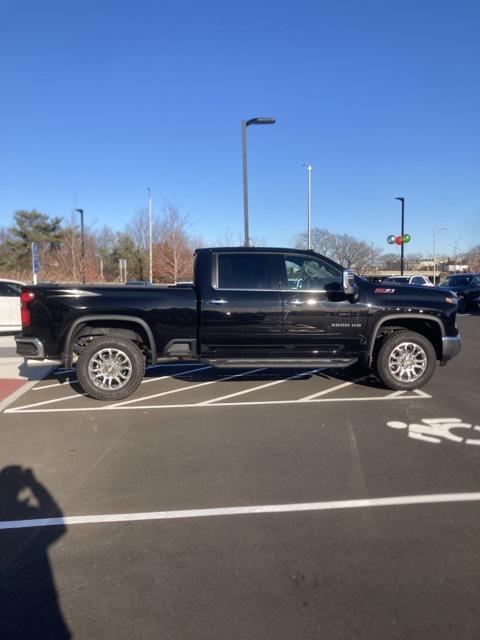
[77,336,145,401]
[375,330,436,390]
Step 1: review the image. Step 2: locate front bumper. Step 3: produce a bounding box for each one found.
[16,336,45,360]
[441,335,461,363]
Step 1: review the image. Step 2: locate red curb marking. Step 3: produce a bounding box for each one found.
[0,379,27,402]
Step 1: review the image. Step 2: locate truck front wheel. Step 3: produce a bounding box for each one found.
[374,330,437,390]
[77,336,145,401]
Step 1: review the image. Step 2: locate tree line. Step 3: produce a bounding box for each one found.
[0,206,198,284]
[0,208,478,283]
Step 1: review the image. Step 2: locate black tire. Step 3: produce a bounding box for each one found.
[374,330,437,391]
[77,336,145,401]
[457,295,466,314]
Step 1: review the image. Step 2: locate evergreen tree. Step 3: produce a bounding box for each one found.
[3,210,63,269]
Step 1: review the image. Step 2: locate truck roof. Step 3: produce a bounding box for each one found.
[196,246,317,255]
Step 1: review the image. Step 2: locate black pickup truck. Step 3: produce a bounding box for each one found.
[16,247,461,400]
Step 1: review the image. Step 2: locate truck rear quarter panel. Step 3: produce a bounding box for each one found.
[23,285,197,358]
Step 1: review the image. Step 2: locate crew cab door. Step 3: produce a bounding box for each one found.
[280,254,368,357]
[200,252,283,358]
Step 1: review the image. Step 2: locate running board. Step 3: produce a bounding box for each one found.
[203,358,358,369]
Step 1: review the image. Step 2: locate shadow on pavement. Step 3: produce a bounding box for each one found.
[42,361,385,396]
[0,466,71,640]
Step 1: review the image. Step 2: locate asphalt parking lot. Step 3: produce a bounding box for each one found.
[1,314,479,639]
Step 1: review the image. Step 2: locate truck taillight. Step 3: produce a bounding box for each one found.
[20,291,35,327]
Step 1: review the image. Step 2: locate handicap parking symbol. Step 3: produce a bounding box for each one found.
[387,418,480,445]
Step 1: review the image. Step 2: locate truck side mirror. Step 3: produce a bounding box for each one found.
[343,270,359,298]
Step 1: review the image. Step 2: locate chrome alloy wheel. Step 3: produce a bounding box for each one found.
[388,342,427,383]
[87,348,133,390]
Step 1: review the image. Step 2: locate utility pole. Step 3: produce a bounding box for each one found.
[75,208,85,284]
[395,197,405,275]
[303,164,312,249]
[452,238,460,272]
[119,258,127,283]
[148,187,153,284]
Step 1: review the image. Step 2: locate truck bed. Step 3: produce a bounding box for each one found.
[20,283,198,360]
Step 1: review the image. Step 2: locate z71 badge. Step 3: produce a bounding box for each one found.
[374,287,395,294]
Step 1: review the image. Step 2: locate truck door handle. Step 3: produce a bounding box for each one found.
[289,299,304,305]
[208,299,229,305]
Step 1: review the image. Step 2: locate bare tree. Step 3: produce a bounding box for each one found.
[214,228,238,247]
[293,227,336,259]
[293,227,383,274]
[126,208,151,281]
[332,233,372,273]
[155,204,195,283]
[466,245,480,271]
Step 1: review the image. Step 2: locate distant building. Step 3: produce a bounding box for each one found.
[441,263,469,273]
[418,259,434,269]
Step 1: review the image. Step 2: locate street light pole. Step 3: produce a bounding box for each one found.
[241,117,276,247]
[433,226,448,284]
[303,164,312,250]
[75,208,85,284]
[395,197,405,275]
[148,188,153,284]
[241,121,249,247]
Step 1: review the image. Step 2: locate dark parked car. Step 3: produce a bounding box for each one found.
[16,247,461,400]
[438,273,480,312]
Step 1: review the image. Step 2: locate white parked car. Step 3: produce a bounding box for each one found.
[383,275,434,287]
[0,279,24,332]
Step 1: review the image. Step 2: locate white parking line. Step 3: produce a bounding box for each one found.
[13,365,213,409]
[9,391,88,410]
[197,368,325,405]
[141,365,212,386]
[107,368,266,408]
[1,491,478,530]
[33,380,80,391]
[299,375,370,401]
[4,389,431,413]
[33,364,212,391]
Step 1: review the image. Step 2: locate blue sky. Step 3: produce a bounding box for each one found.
[1,0,478,255]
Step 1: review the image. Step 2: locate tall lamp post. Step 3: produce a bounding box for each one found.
[433,226,448,285]
[147,188,153,284]
[75,208,85,284]
[241,117,276,247]
[395,197,405,275]
[303,164,312,249]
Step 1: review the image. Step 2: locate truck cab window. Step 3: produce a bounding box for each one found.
[284,256,342,291]
[217,253,270,289]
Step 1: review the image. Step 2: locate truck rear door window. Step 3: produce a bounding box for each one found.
[217,254,270,289]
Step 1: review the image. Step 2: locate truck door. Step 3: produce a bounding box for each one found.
[280,253,368,357]
[200,252,283,358]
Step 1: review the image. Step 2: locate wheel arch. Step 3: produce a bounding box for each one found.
[368,314,445,364]
[63,315,157,368]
